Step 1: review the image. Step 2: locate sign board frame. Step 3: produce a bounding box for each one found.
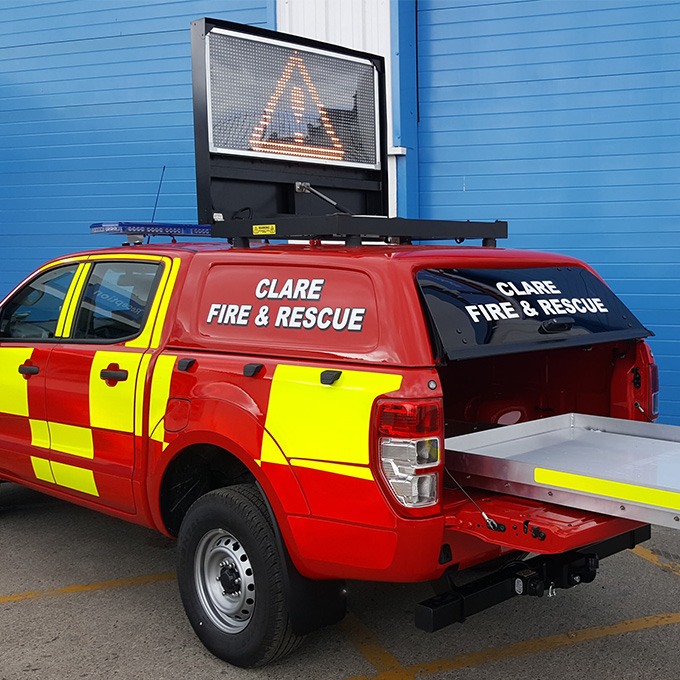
[191,18,389,226]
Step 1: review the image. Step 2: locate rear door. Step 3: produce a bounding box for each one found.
[39,255,179,513]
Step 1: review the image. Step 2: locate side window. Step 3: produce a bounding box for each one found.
[0,265,78,340]
[72,261,162,341]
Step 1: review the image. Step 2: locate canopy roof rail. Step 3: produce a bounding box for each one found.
[210,214,509,248]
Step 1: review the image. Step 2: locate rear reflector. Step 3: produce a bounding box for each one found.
[378,400,441,438]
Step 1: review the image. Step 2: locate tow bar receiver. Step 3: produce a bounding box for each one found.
[415,525,649,632]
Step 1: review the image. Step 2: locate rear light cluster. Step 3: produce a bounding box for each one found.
[376,399,443,508]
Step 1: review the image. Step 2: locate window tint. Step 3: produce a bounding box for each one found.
[0,265,78,340]
[417,267,650,360]
[72,261,161,341]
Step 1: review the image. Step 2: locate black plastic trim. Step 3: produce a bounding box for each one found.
[415,524,651,632]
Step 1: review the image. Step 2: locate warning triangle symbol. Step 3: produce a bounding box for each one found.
[249,51,345,161]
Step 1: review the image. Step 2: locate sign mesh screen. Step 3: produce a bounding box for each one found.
[206,29,379,168]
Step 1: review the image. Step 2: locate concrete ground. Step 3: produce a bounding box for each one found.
[2,482,680,680]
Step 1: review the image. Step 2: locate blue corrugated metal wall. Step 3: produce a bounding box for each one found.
[417,0,680,424]
[0,0,273,292]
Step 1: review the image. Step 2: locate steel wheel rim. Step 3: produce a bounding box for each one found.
[194,528,256,633]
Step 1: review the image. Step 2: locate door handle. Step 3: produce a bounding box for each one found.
[100,369,128,382]
[320,370,342,385]
[177,358,196,372]
[243,363,264,377]
[18,364,39,376]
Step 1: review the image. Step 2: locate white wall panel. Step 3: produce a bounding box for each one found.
[277,0,399,214]
[277,0,390,56]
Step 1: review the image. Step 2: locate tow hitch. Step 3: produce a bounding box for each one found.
[415,525,649,632]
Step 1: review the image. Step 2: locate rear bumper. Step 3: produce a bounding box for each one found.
[285,488,646,582]
[416,523,651,632]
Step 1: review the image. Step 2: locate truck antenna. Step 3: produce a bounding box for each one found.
[151,165,167,224]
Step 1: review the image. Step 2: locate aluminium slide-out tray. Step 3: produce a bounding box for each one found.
[445,413,680,529]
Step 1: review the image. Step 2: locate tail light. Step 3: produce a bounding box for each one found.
[376,399,443,508]
[650,362,659,418]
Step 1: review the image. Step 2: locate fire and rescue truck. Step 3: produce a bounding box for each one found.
[1,18,678,669]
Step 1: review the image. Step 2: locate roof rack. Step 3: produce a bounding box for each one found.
[90,217,508,249]
[211,214,508,248]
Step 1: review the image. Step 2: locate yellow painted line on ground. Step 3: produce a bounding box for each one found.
[0,572,176,604]
[340,613,406,676]
[631,545,680,578]
[3,549,678,680]
[343,612,680,680]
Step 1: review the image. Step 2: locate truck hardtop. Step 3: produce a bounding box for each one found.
[0,228,674,667]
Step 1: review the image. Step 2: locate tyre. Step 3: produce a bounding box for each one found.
[176,485,303,667]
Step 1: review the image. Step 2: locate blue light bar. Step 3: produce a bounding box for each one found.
[90,222,212,237]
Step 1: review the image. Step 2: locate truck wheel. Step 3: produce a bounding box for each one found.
[176,485,302,667]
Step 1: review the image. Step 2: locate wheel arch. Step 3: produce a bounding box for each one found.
[151,408,310,538]
[157,440,256,536]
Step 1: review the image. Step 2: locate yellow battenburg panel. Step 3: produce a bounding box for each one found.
[49,422,94,459]
[134,353,153,437]
[31,456,56,483]
[261,430,288,466]
[0,347,34,416]
[89,351,145,432]
[534,468,680,511]
[290,458,373,481]
[30,420,50,449]
[50,461,99,496]
[264,365,402,465]
[56,262,91,338]
[148,354,177,443]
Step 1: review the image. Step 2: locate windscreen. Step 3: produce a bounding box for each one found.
[417,267,650,360]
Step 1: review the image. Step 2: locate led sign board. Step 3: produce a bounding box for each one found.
[205,28,380,169]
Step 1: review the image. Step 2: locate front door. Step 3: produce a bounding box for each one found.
[0,263,79,482]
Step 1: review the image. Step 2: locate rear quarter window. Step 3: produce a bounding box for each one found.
[198,264,380,354]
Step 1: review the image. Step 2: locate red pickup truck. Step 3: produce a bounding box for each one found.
[0,234,658,666]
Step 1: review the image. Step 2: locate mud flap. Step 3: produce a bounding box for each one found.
[256,482,347,635]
